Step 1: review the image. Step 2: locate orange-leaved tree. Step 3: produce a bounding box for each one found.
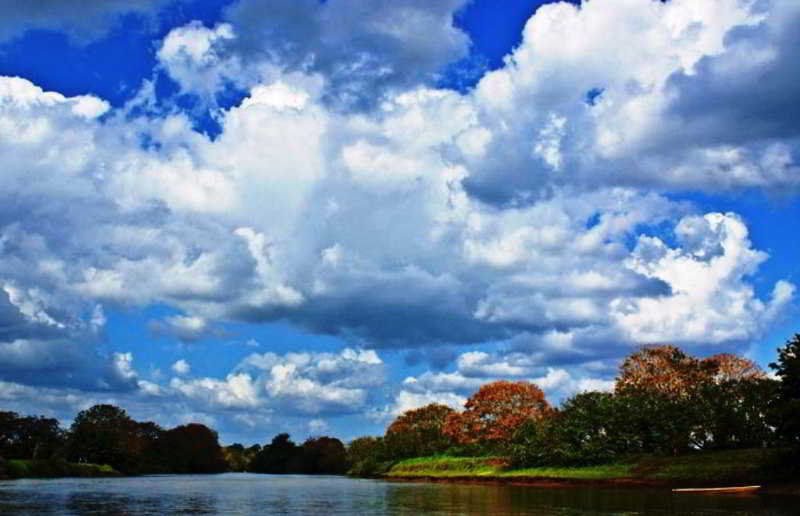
[704,353,766,382]
[443,380,551,451]
[614,345,772,453]
[384,403,455,459]
[615,345,713,397]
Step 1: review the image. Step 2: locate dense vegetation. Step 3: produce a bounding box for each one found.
[0,404,347,477]
[3,334,798,481]
[347,336,800,478]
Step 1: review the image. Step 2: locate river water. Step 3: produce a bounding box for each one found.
[0,473,795,515]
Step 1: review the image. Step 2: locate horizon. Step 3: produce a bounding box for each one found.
[0,0,798,445]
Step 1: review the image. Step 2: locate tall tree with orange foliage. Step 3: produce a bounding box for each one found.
[705,353,766,382]
[443,381,551,452]
[615,345,710,397]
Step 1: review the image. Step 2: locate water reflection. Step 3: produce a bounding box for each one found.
[0,474,794,515]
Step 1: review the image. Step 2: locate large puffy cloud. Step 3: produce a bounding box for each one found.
[0,0,797,438]
[464,0,800,202]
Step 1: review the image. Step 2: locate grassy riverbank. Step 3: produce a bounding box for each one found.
[1,459,120,479]
[385,448,796,487]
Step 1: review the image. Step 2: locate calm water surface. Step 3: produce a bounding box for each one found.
[0,473,795,515]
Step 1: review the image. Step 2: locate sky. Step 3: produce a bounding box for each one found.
[0,0,798,445]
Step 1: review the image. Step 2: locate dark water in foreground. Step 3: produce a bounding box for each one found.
[0,473,795,515]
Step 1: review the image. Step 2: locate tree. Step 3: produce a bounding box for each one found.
[347,436,386,464]
[694,377,778,450]
[769,334,800,444]
[616,345,712,397]
[616,345,774,453]
[67,404,140,473]
[250,433,301,474]
[160,423,227,474]
[443,381,551,452]
[299,436,348,474]
[705,353,766,382]
[384,403,455,460]
[0,411,65,460]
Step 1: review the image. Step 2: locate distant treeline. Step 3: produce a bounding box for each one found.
[3,335,798,478]
[0,404,348,476]
[347,335,800,476]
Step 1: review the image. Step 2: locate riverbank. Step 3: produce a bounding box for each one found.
[0,459,121,480]
[383,449,800,493]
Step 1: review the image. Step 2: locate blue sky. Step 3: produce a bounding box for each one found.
[0,0,797,445]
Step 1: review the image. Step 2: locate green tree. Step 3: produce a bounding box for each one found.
[300,436,348,474]
[250,433,301,474]
[160,423,227,473]
[384,403,455,460]
[67,404,140,473]
[0,411,65,460]
[770,333,800,444]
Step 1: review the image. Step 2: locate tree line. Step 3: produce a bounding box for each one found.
[3,334,798,477]
[0,404,349,476]
[347,335,800,474]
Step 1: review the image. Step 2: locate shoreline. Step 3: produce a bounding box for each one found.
[382,474,800,495]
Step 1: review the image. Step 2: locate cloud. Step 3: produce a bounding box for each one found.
[150,315,226,343]
[221,0,471,109]
[0,0,798,438]
[0,0,171,44]
[171,359,191,375]
[463,0,800,202]
[615,212,793,344]
[169,347,385,416]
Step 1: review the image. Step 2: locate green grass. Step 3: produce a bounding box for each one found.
[631,448,774,482]
[503,463,633,480]
[385,449,784,484]
[3,459,119,479]
[387,456,505,477]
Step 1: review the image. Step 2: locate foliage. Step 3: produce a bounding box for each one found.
[706,353,766,382]
[250,433,349,474]
[0,411,65,460]
[616,345,712,397]
[769,333,800,444]
[443,381,551,452]
[4,458,119,479]
[299,436,348,474]
[159,423,228,474]
[384,403,455,460]
[224,443,261,472]
[346,436,391,476]
[249,433,300,473]
[67,404,142,474]
[615,345,774,455]
[511,392,624,467]
[693,377,779,450]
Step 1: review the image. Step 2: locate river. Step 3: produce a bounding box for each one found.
[0,473,795,515]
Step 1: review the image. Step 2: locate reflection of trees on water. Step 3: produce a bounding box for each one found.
[384,483,773,515]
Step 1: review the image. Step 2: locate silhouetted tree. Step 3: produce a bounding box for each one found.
[300,436,348,474]
[67,404,141,473]
[770,334,800,444]
[250,433,301,473]
[160,423,227,474]
[0,411,65,460]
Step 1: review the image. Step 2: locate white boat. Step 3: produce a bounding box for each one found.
[672,485,761,494]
